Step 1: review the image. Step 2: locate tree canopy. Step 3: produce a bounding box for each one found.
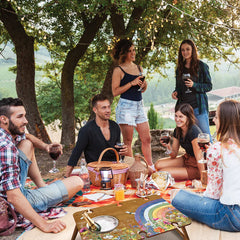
[0,0,239,145]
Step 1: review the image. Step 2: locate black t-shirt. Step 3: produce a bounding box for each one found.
[173,124,202,156]
[179,67,198,109]
[67,120,120,165]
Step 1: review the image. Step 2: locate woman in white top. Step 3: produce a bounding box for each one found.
[171,99,240,231]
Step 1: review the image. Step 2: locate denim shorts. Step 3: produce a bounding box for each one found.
[116,98,148,127]
[19,150,68,212]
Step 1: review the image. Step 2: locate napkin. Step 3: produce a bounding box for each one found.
[84,193,114,202]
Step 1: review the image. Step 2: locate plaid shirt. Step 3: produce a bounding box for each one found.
[175,60,212,113]
[0,127,26,196]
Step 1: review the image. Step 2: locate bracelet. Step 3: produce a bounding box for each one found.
[165,148,172,154]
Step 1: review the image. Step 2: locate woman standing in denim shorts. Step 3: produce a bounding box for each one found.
[172,39,212,140]
[172,100,240,231]
[111,39,154,170]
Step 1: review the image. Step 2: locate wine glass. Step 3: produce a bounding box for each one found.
[160,132,170,153]
[49,145,61,173]
[138,75,145,92]
[182,73,192,93]
[115,142,125,163]
[198,133,210,164]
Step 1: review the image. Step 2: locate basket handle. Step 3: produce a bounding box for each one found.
[134,153,149,168]
[97,147,120,164]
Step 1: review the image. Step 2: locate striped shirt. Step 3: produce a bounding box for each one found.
[0,128,25,196]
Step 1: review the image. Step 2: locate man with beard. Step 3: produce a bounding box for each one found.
[65,94,128,177]
[0,98,83,233]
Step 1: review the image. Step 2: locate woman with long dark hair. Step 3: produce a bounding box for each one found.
[172,39,212,139]
[155,103,203,180]
[111,39,154,170]
[171,99,240,232]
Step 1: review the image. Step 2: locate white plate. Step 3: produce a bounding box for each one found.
[87,215,119,233]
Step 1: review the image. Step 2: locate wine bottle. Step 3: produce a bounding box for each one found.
[82,212,101,232]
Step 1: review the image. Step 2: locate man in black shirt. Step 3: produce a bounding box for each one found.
[65,94,127,177]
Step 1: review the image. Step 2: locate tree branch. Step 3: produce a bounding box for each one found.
[110,4,125,37]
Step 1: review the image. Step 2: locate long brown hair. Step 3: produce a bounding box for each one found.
[175,103,196,139]
[217,100,240,146]
[111,39,133,64]
[177,39,199,78]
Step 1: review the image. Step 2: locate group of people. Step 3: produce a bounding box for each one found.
[0,37,240,235]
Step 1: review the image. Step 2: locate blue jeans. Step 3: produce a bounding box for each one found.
[172,190,240,232]
[194,108,212,142]
[19,150,68,212]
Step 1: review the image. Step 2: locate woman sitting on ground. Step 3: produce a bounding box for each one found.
[154,103,204,181]
[172,99,240,232]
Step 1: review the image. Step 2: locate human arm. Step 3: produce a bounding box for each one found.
[7,188,66,233]
[25,133,62,154]
[172,69,181,100]
[203,143,223,199]
[192,61,212,93]
[65,127,88,177]
[112,67,143,97]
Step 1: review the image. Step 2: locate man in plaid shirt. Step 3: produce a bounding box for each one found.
[0,98,83,233]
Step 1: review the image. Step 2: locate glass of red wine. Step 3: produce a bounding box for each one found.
[49,145,61,173]
[138,76,145,92]
[160,132,170,153]
[182,73,192,93]
[198,133,210,163]
[115,142,125,163]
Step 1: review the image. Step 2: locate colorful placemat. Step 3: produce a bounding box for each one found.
[135,198,191,236]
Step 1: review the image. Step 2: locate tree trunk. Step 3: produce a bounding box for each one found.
[0,1,50,142]
[61,10,107,146]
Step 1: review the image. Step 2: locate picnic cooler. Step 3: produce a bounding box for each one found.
[87,148,129,187]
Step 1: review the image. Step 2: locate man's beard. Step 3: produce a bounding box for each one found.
[8,119,25,136]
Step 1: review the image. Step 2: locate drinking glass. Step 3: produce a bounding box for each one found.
[49,145,61,173]
[198,133,210,164]
[182,73,192,93]
[115,142,125,163]
[160,132,170,153]
[138,75,145,92]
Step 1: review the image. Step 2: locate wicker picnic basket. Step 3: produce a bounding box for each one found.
[87,148,129,187]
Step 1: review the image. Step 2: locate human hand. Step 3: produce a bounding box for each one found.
[115,144,128,156]
[184,78,193,88]
[140,79,147,91]
[172,91,178,100]
[40,219,66,233]
[46,143,63,155]
[130,76,144,87]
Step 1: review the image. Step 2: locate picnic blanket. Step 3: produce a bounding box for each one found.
[16,178,205,239]
[25,177,205,209]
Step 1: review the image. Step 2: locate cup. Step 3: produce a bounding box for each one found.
[114,184,125,201]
